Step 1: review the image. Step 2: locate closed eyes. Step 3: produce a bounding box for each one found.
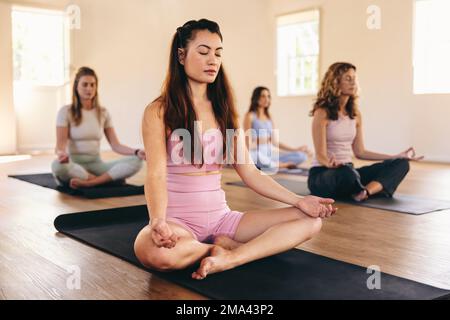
[199,51,222,57]
[197,44,223,57]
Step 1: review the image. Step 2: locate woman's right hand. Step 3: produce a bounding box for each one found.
[56,150,69,163]
[295,195,337,218]
[327,154,344,168]
[150,219,179,249]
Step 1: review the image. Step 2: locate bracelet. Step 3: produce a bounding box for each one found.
[134,149,140,156]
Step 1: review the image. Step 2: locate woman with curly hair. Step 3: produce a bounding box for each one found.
[308,62,423,201]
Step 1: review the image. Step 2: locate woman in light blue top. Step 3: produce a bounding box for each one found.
[243,86,310,170]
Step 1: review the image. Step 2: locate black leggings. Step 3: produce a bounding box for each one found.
[307,158,410,199]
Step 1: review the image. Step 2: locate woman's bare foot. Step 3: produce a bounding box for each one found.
[69,178,92,189]
[352,189,368,202]
[192,246,237,280]
[213,235,243,250]
[279,162,298,169]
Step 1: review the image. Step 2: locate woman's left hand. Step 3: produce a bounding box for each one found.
[397,147,424,161]
[295,195,337,218]
[137,149,146,160]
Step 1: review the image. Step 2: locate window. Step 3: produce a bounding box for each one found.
[413,0,450,94]
[12,6,70,86]
[276,10,320,97]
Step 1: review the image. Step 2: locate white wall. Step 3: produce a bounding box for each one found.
[3,0,450,161]
[3,0,273,153]
[14,84,70,151]
[268,0,450,162]
[70,0,272,149]
[1,0,71,154]
[0,1,16,154]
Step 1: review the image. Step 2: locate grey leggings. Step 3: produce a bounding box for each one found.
[51,154,143,185]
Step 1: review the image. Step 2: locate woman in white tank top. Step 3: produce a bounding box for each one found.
[309,62,423,201]
[52,67,146,189]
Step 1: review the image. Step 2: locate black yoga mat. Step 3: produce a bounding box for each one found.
[227,179,450,215]
[54,205,450,300]
[276,168,310,176]
[9,173,144,199]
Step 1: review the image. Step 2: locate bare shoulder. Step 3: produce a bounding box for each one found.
[354,109,362,124]
[144,99,165,121]
[313,108,329,122]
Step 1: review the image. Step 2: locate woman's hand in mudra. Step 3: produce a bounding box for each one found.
[56,150,69,163]
[295,195,337,218]
[137,149,147,160]
[150,219,179,249]
[397,147,424,161]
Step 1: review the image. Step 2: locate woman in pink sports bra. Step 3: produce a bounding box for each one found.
[308,62,424,202]
[134,19,336,280]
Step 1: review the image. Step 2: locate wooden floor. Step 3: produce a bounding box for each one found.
[1,153,450,299]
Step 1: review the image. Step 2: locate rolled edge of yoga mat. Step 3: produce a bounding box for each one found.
[54,205,147,231]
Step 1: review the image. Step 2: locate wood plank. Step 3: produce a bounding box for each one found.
[1,153,449,299]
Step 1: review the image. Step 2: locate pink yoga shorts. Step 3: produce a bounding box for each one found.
[164,173,243,243]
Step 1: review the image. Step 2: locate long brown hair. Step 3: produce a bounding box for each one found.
[248,86,271,120]
[156,19,238,165]
[310,62,358,120]
[70,67,101,126]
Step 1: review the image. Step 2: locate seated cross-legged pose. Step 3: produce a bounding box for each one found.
[134,19,336,280]
[51,67,146,189]
[308,62,423,201]
[243,86,311,171]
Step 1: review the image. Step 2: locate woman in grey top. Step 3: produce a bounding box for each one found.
[52,67,145,189]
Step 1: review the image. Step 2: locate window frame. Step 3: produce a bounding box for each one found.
[275,8,321,98]
[11,5,71,88]
[412,0,450,95]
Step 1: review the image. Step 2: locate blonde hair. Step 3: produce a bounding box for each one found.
[311,62,358,120]
[70,67,102,126]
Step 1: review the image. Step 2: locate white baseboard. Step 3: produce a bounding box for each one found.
[17,144,113,154]
[18,144,54,154]
[421,155,450,164]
